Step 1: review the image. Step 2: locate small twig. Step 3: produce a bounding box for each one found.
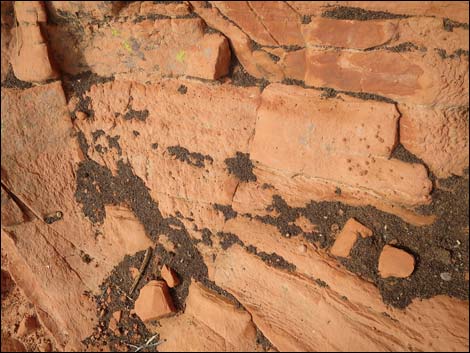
[115,285,134,302]
[125,337,166,352]
[125,343,140,350]
[15,9,20,56]
[145,334,158,346]
[129,247,152,295]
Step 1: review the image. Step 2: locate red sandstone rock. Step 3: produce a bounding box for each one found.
[1,186,27,226]
[129,267,139,279]
[294,216,317,233]
[108,317,119,334]
[399,104,469,178]
[330,218,372,258]
[1,3,469,352]
[47,1,115,21]
[250,83,432,210]
[287,1,469,24]
[208,243,467,351]
[134,280,176,322]
[213,1,278,46]
[302,17,467,53]
[1,332,26,352]
[120,1,191,18]
[46,17,230,80]
[1,2,13,81]
[161,265,180,288]
[378,245,415,278]
[10,2,58,82]
[158,281,259,351]
[17,315,40,336]
[302,18,398,50]
[191,1,285,81]
[112,311,122,322]
[343,1,469,23]
[185,33,231,80]
[304,49,468,106]
[215,1,303,46]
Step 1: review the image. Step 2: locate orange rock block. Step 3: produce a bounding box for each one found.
[330,218,372,258]
[161,265,180,288]
[378,245,415,278]
[134,280,176,322]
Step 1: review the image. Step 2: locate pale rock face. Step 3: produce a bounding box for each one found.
[157,281,259,352]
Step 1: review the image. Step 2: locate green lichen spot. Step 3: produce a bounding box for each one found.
[123,40,132,52]
[176,50,186,63]
[111,28,120,37]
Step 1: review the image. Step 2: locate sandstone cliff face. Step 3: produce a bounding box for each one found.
[1,1,468,352]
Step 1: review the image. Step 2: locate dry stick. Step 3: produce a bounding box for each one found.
[115,285,134,302]
[129,247,152,295]
[125,335,166,353]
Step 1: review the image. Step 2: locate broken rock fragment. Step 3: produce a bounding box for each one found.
[134,280,176,322]
[161,265,180,288]
[330,218,373,258]
[378,245,415,278]
[47,17,231,80]
[11,1,58,82]
[17,315,40,337]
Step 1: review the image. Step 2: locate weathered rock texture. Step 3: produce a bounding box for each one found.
[1,1,468,352]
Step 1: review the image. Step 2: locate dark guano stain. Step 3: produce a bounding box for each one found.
[443,18,469,32]
[177,84,188,94]
[254,182,468,308]
[167,145,213,168]
[322,6,409,21]
[225,152,257,182]
[61,71,114,119]
[216,232,244,250]
[75,138,240,315]
[215,232,296,272]
[265,51,281,63]
[92,129,106,142]
[301,15,312,24]
[200,228,214,246]
[228,53,269,90]
[343,91,396,104]
[106,135,122,155]
[256,328,276,352]
[213,204,238,221]
[435,48,469,59]
[384,42,424,53]
[1,67,33,89]
[281,78,396,103]
[81,250,158,350]
[123,107,149,121]
[44,211,63,224]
